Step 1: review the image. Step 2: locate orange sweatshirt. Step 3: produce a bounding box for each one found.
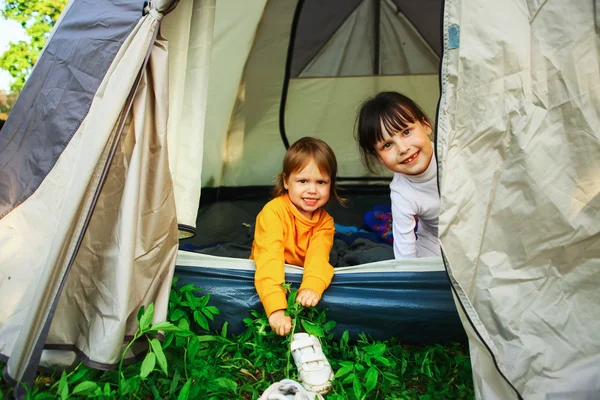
[250,194,335,316]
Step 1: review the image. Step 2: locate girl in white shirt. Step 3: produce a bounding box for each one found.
[355,92,441,259]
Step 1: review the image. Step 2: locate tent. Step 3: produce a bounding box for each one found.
[0,0,599,399]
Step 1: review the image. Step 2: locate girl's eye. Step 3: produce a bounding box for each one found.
[383,142,392,149]
[318,180,327,185]
[402,128,411,136]
[299,179,307,184]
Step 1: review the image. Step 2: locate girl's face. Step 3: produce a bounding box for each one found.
[374,119,433,175]
[284,159,331,219]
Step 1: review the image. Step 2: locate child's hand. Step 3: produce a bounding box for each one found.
[296,289,320,307]
[268,310,292,336]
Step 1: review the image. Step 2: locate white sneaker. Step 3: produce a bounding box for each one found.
[258,379,324,400]
[290,333,334,395]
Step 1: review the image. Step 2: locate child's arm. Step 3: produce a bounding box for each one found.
[299,215,335,305]
[391,189,418,258]
[253,208,289,318]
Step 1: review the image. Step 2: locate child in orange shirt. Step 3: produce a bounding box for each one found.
[252,137,343,395]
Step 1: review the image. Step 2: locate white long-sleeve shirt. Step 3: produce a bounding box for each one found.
[390,151,441,259]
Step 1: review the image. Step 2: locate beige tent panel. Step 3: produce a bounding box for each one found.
[0,11,179,382]
[438,0,600,398]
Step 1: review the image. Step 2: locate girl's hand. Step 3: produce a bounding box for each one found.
[296,289,321,307]
[268,310,292,336]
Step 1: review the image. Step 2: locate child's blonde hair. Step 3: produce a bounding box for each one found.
[355,91,432,173]
[273,137,345,205]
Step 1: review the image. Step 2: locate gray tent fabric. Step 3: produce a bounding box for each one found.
[0,0,140,218]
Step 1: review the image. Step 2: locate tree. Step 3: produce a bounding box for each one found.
[0,89,18,119]
[0,0,67,92]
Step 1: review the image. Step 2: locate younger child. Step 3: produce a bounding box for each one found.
[251,137,342,395]
[355,91,441,259]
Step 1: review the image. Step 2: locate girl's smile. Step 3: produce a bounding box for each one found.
[398,150,420,165]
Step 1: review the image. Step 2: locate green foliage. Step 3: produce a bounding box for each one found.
[0,90,18,119]
[0,0,67,91]
[0,278,475,399]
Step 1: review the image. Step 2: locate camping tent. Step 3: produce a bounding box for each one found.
[0,0,599,399]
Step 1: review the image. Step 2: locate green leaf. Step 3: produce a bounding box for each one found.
[205,305,220,315]
[71,381,98,396]
[139,303,155,331]
[342,372,355,384]
[178,379,192,400]
[193,310,209,330]
[150,321,179,331]
[322,320,336,332]
[364,343,387,356]
[198,294,210,308]
[365,367,378,394]
[300,320,324,338]
[179,283,196,292]
[352,375,363,400]
[341,330,350,349]
[178,318,190,330]
[188,336,200,359]
[197,335,219,342]
[163,332,175,348]
[374,355,392,366]
[221,321,228,338]
[185,291,197,310]
[57,370,68,400]
[150,338,168,375]
[103,383,112,396]
[401,357,408,375]
[67,366,88,385]
[169,309,186,321]
[287,288,298,308]
[140,352,156,379]
[169,369,181,396]
[382,371,400,384]
[214,377,238,392]
[334,365,353,379]
[137,305,146,324]
[201,308,215,321]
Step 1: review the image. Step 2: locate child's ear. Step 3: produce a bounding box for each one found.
[422,119,433,133]
[282,174,288,190]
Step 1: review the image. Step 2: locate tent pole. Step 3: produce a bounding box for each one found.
[374,0,380,75]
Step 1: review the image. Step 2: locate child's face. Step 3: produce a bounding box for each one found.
[284,159,331,219]
[374,119,433,175]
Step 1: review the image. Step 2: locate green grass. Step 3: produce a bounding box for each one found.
[0,279,474,399]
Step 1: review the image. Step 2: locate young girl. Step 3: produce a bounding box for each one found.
[252,137,341,395]
[355,91,441,259]
[251,136,344,335]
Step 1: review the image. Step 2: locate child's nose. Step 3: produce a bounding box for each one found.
[397,140,410,154]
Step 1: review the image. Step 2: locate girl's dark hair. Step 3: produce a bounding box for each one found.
[273,137,346,206]
[354,91,432,173]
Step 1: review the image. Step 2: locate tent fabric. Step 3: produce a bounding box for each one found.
[175,251,465,343]
[295,0,438,77]
[0,0,140,218]
[438,0,600,398]
[161,0,215,235]
[206,0,441,187]
[0,4,178,390]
